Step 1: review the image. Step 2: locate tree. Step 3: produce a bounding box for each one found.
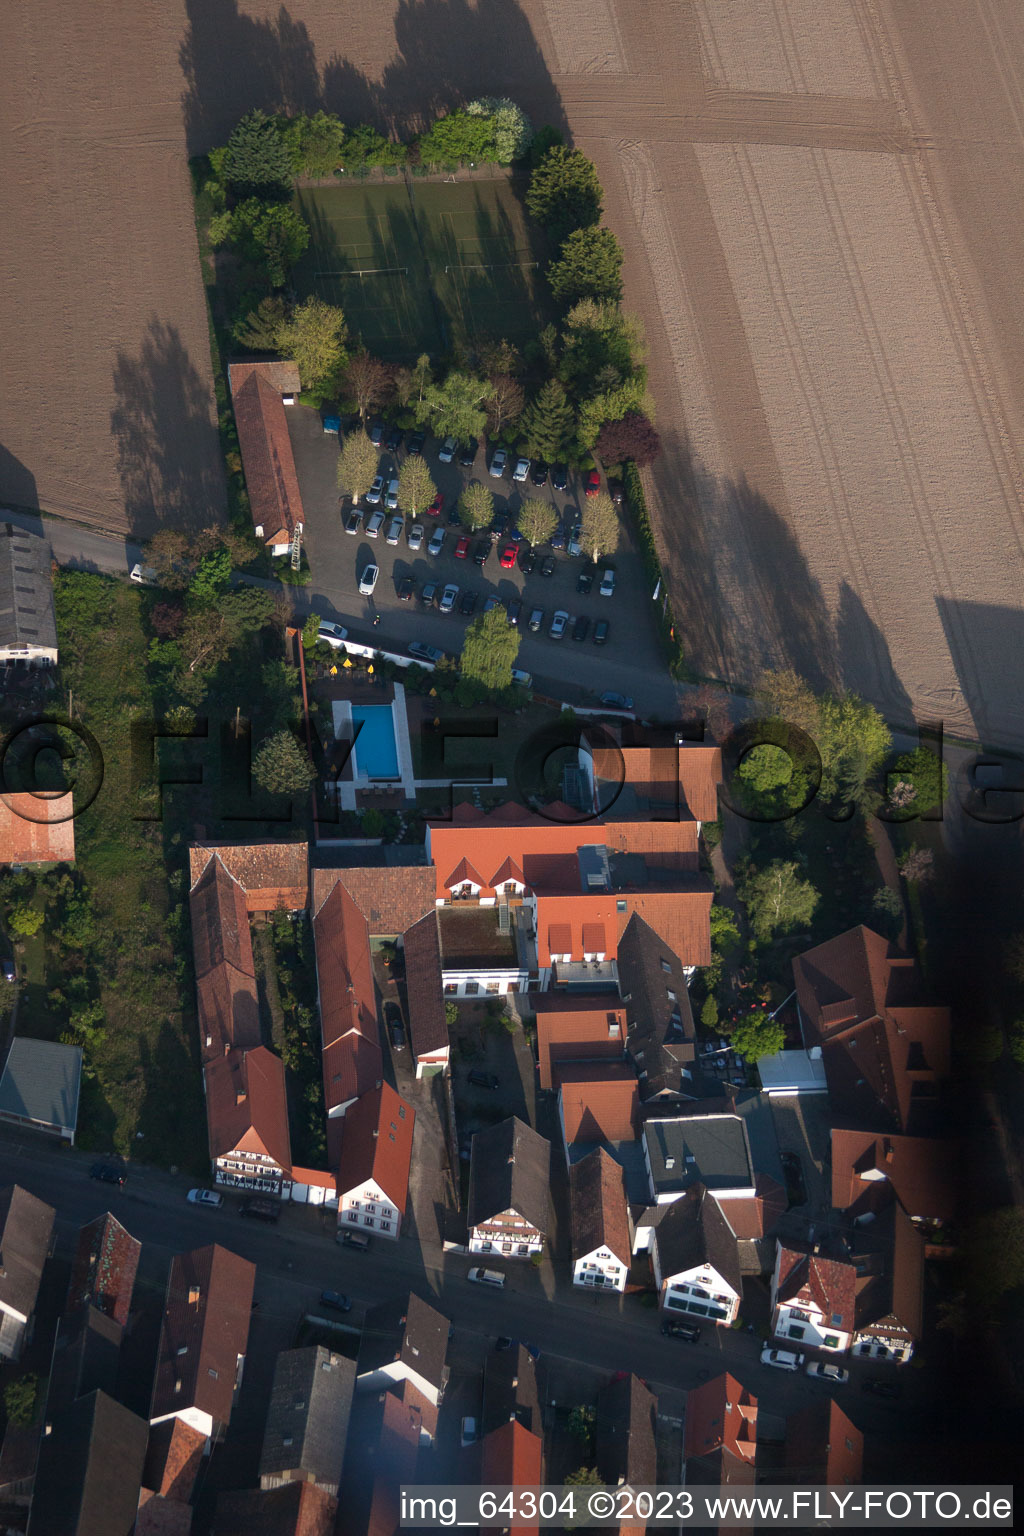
[548,226,624,307]
[898,846,935,884]
[886,746,948,818]
[479,338,523,376]
[285,110,347,177]
[967,1207,1024,1298]
[276,296,348,394]
[739,860,820,943]
[3,1375,38,1428]
[596,410,661,467]
[302,613,321,651]
[817,693,891,811]
[580,492,619,562]
[150,602,183,639]
[560,300,645,395]
[398,456,436,517]
[189,548,232,602]
[564,1466,602,1488]
[337,430,379,504]
[460,606,521,693]
[341,123,405,169]
[516,497,558,548]
[1009,1019,1024,1068]
[756,669,822,741]
[484,373,525,440]
[220,586,277,638]
[701,995,719,1030]
[343,350,393,421]
[417,370,488,442]
[418,109,496,165]
[467,97,533,162]
[221,199,309,286]
[871,885,904,940]
[145,529,196,590]
[731,1010,785,1060]
[568,1405,596,1443]
[252,730,317,797]
[232,295,288,351]
[222,109,293,197]
[8,903,43,938]
[178,607,230,678]
[526,147,603,244]
[518,379,575,461]
[445,999,459,1028]
[710,903,741,953]
[458,482,494,532]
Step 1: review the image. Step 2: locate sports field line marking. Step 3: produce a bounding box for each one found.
[314,267,410,278]
[443,261,539,272]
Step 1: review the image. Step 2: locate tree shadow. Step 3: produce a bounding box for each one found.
[935,597,1024,752]
[137,1018,208,1176]
[836,580,916,729]
[0,441,39,515]
[110,317,227,540]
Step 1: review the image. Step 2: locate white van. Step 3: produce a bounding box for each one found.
[468,1267,506,1288]
[129,563,157,585]
[510,668,532,688]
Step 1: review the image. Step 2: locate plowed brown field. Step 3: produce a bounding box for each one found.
[3,1,1024,742]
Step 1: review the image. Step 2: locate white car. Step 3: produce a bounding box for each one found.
[761,1347,804,1372]
[512,455,530,482]
[549,609,569,639]
[317,621,349,649]
[407,522,424,551]
[366,474,384,507]
[187,1188,224,1208]
[359,564,379,596]
[386,516,403,546]
[489,447,507,478]
[385,478,400,511]
[439,583,459,614]
[439,436,457,463]
[510,668,532,688]
[806,1362,850,1385]
[365,510,385,538]
[599,568,616,597]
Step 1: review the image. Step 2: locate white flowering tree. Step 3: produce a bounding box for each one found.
[467,98,533,164]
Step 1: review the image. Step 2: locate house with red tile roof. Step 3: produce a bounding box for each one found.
[189,842,308,913]
[467,1118,550,1260]
[682,1371,758,1489]
[569,1147,632,1292]
[652,1184,743,1326]
[214,1482,337,1536]
[830,1127,957,1224]
[556,1062,639,1152]
[314,880,383,1119]
[793,926,951,1134]
[356,1294,449,1442]
[850,1202,925,1364]
[480,1420,544,1536]
[0,790,75,867]
[228,361,304,554]
[590,737,723,826]
[189,853,261,1065]
[402,912,449,1077]
[339,1384,420,1536]
[770,1240,857,1355]
[785,1399,864,1484]
[312,865,437,939]
[204,1046,292,1197]
[534,995,626,1090]
[150,1244,255,1443]
[596,1373,658,1536]
[336,1083,415,1241]
[67,1212,140,1328]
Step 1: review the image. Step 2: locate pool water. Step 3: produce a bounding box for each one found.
[351,704,400,780]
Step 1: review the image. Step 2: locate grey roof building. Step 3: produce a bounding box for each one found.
[259,1346,355,1496]
[0,1038,83,1144]
[0,1184,55,1362]
[651,1184,744,1302]
[617,913,713,1101]
[45,1308,123,1421]
[357,1292,450,1407]
[482,1343,542,1438]
[27,1389,148,1536]
[596,1373,658,1489]
[0,522,57,666]
[467,1117,551,1236]
[643,1112,756,1202]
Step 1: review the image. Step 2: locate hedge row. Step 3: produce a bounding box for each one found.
[623,462,686,678]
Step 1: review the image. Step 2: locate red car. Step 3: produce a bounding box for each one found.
[499,543,517,569]
[454,535,471,560]
[427,492,445,517]
[584,469,602,497]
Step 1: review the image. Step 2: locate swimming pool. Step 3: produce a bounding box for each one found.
[352,704,400,780]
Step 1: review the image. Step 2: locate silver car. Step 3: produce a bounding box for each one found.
[366,474,384,507]
[359,564,379,596]
[489,447,507,478]
[365,510,385,538]
[407,522,425,551]
[385,478,400,511]
[512,455,530,482]
[428,527,446,557]
[386,516,403,545]
[439,436,457,463]
[439,583,459,613]
[549,609,570,639]
[599,568,616,597]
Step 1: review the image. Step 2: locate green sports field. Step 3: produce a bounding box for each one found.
[292,177,552,360]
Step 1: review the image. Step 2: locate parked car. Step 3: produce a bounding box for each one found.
[365,510,385,539]
[484,594,501,614]
[489,447,508,477]
[531,459,549,487]
[187,1188,224,1208]
[428,492,445,518]
[337,1228,371,1251]
[385,479,400,512]
[593,620,609,645]
[385,425,403,453]
[428,527,446,557]
[468,1267,506,1287]
[418,584,438,608]
[549,609,569,639]
[1,959,15,983]
[510,668,532,688]
[584,468,601,496]
[512,455,530,482]
[468,1069,499,1089]
[317,621,349,648]
[540,554,556,577]
[459,590,478,616]
[577,569,594,594]
[386,1004,407,1051]
[551,464,569,491]
[409,640,444,664]
[344,508,363,535]
[407,430,426,455]
[572,614,590,642]
[455,535,470,560]
[368,420,385,448]
[662,1321,701,1342]
[459,438,478,467]
[519,547,536,575]
[761,1348,804,1372]
[506,599,522,626]
[862,1377,902,1399]
[600,691,633,711]
[407,522,424,551]
[448,502,462,525]
[365,475,384,508]
[397,576,413,601]
[473,541,490,567]
[359,564,379,595]
[90,1164,125,1187]
[550,524,565,551]
[607,478,625,506]
[386,515,403,545]
[439,583,459,614]
[806,1362,849,1384]
[240,1198,280,1223]
[129,563,157,585]
[319,1290,352,1313]
[528,607,544,633]
[599,568,616,597]
[460,1416,478,1447]
[499,543,517,569]
[439,435,457,463]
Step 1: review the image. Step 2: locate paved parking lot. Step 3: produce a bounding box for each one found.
[287,406,679,716]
